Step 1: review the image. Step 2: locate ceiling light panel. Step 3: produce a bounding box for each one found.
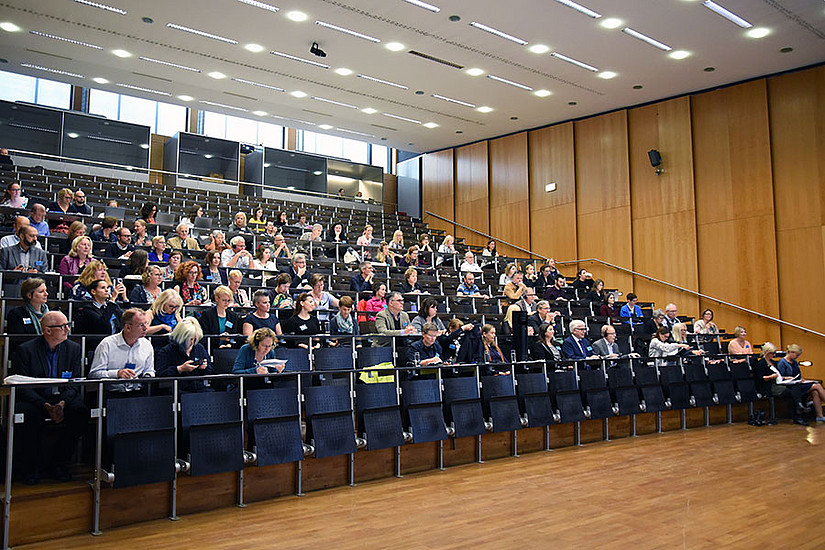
[166,23,238,44]
[423,122,439,129]
[0,22,21,32]
[116,82,170,95]
[237,0,279,12]
[402,0,440,12]
[702,1,752,28]
[29,31,103,50]
[432,94,476,108]
[357,73,408,89]
[112,49,132,58]
[140,56,201,72]
[92,77,109,84]
[621,27,672,51]
[553,0,601,18]
[73,0,126,15]
[487,74,533,90]
[21,63,84,78]
[385,42,405,52]
[361,107,378,114]
[337,127,374,137]
[270,50,330,69]
[469,22,528,45]
[232,77,284,92]
[208,71,227,79]
[244,43,265,53]
[551,51,598,71]
[200,100,248,111]
[285,11,308,22]
[312,96,358,109]
[383,113,422,124]
[315,21,381,42]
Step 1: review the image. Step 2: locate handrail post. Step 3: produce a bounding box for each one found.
[3,387,17,550]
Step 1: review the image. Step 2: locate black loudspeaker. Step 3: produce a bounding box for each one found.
[512,310,529,362]
[648,149,662,167]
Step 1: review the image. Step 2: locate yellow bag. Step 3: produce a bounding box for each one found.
[358,362,395,384]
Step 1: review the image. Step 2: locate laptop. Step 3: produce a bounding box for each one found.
[194,216,213,230]
[103,206,126,220]
[155,212,177,227]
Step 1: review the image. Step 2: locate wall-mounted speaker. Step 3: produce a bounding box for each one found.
[648,149,662,167]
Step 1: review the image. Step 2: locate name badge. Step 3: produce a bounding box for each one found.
[35,261,43,266]
[23,318,32,325]
[299,324,308,331]
[125,362,136,370]
[225,321,233,328]
[61,371,72,379]
[586,346,593,351]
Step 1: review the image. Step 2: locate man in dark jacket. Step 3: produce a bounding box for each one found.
[11,311,89,484]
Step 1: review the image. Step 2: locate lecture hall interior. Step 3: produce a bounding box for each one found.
[0,0,824,548]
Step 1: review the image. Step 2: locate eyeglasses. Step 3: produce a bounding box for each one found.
[44,323,70,330]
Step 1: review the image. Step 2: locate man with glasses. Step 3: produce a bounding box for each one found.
[527,300,561,339]
[285,253,312,292]
[28,203,50,236]
[104,227,135,259]
[0,224,47,272]
[221,235,252,269]
[11,311,89,485]
[349,261,375,292]
[67,189,92,215]
[168,223,201,251]
[562,319,600,362]
[374,291,416,347]
[89,308,155,394]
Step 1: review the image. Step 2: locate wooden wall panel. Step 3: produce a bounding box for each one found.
[691,80,780,344]
[574,111,633,291]
[489,133,529,257]
[382,174,398,214]
[529,123,577,263]
[628,97,699,314]
[455,141,489,247]
[768,66,825,378]
[421,149,454,235]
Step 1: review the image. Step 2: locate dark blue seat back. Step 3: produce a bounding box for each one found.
[212,348,239,375]
[356,382,398,411]
[246,388,300,421]
[107,395,174,438]
[481,375,521,432]
[314,347,355,371]
[480,375,516,399]
[181,390,240,428]
[245,388,305,466]
[180,391,244,476]
[305,385,352,416]
[401,379,441,405]
[357,346,394,369]
[304,384,356,458]
[443,377,480,405]
[276,347,311,372]
[516,373,548,395]
[633,365,661,386]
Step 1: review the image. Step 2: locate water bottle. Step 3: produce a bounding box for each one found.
[413,351,421,368]
[510,349,517,364]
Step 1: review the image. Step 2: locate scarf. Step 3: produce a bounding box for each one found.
[484,341,504,363]
[334,311,353,334]
[25,303,49,335]
[181,282,202,303]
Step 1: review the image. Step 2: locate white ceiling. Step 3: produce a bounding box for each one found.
[1,0,824,153]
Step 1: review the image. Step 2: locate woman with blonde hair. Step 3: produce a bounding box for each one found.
[71,260,125,301]
[233,328,279,374]
[357,225,374,246]
[389,229,405,251]
[728,326,752,356]
[374,241,396,267]
[155,317,212,391]
[146,288,183,336]
[499,262,518,288]
[59,235,93,290]
[129,264,163,304]
[58,220,86,255]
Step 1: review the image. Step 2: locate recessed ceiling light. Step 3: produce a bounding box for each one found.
[704,67,715,72]
[779,46,793,53]
[432,93,476,108]
[238,0,279,12]
[177,94,194,101]
[553,0,601,18]
[568,101,577,106]
[402,0,440,12]
[469,21,528,45]
[598,71,617,79]
[632,84,643,90]
[290,90,307,98]
[622,27,672,51]
[476,106,493,113]
[312,96,358,109]
[746,27,770,38]
[0,22,21,32]
[702,0,752,28]
[252,110,268,116]
[67,132,79,139]
[334,67,353,76]
[286,10,308,22]
[204,154,213,159]
[315,20,380,42]
[551,51,598,71]
[112,49,132,58]
[357,73,408,89]
[669,50,691,60]
[30,30,103,49]
[116,83,171,96]
[337,128,374,138]
[73,0,126,15]
[199,100,248,112]
[312,170,323,175]
[270,50,330,69]
[600,18,623,29]
[140,143,150,149]
[385,42,405,52]
[232,77,285,92]
[140,56,201,72]
[21,63,84,78]
[528,44,550,54]
[208,71,227,79]
[423,122,439,129]
[384,113,421,125]
[533,89,552,97]
[487,74,533,90]
[361,107,378,114]
[167,23,238,44]
[92,77,109,84]
[244,43,265,53]
[465,67,485,76]
[318,124,333,130]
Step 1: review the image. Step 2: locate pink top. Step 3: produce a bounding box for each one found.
[363,296,387,321]
[728,339,753,355]
[59,255,92,289]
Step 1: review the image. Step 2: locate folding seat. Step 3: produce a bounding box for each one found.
[480,375,522,432]
[246,387,305,466]
[633,364,668,413]
[515,372,555,427]
[659,364,692,409]
[275,347,311,372]
[357,346,394,369]
[304,383,357,458]
[442,377,486,438]
[578,367,615,420]
[355,382,405,450]
[707,362,737,406]
[105,395,176,488]
[607,366,642,415]
[180,390,244,476]
[730,359,760,402]
[684,362,715,407]
[548,369,586,423]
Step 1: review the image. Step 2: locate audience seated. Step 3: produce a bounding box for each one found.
[253,244,277,273]
[11,311,88,485]
[47,188,73,214]
[599,294,619,320]
[168,223,201,251]
[350,261,375,292]
[2,180,27,208]
[662,303,679,332]
[571,269,593,296]
[522,264,537,289]
[130,265,163,304]
[585,279,605,304]
[543,274,568,302]
[221,236,252,268]
[504,271,528,301]
[592,325,626,358]
[389,229,405,252]
[299,223,324,243]
[398,245,419,268]
[456,271,487,298]
[0,224,47,272]
[642,308,665,338]
[374,291,415,346]
[512,287,537,315]
[120,249,148,279]
[205,230,230,254]
[270,273,294,309]
[295,212,311,231]
[155,317,212,392]
[103,227,135,259]
[357,225,374,246]
[89,308,155,394]
[174,260,207,306]
[145,289,182,337]
[149,235,169,262]
[437,235,456,265]
[693,308,719,334]
[562,319,599,361]
[28,203,50,236]
[73,279,124,337]
[363,282,388,321]
[138,203,158,225]
[459,251,483,274]
[309,273,338,315]
[58,221,86,256]
[535,263,554,297]
[619,293,643,321]
[329,295,359,342]
[71,260,122,301]
[728,326,753,356]
[242,289,282,336]
[198,285,242,346]
[248,206,266,233]
[531,321,562,362]
[180,205,203,230]
[401,267,424,294]
[163,250,182,280]
[406,322,443,376]
[5,277,49,335]
[203,250,224,284]
[270,233,292,259]
[481,239,497,264]
[59,236,93,289]
[274,211,288,228]
[411,297,446,334]
[480,324,509,375]
[438,318,479,363]
[0,216,38,249]
[228,269,251,307]
[772,344,825,423]
[284,253,311,292]
[648,326,701,366]
[281,292,321,349]
[232,327,279,374]
[527,300,560,338]
[90,216,118,242]
[67,189,91,215]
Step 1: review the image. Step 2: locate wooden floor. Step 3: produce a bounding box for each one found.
[18,422,825,550]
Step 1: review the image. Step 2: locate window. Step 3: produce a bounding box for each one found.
[88,89,186,136]
[371,144,389,173]
[88,88,119,118]
[201,110,283,147]
[0,70,70,108]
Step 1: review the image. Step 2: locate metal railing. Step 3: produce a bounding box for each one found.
[424,210,825,340]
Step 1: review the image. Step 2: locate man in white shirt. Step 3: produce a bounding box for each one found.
[89,309,155,393]
[221,235,253,269]
[0,216,41,249]
[459,251,483,274]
